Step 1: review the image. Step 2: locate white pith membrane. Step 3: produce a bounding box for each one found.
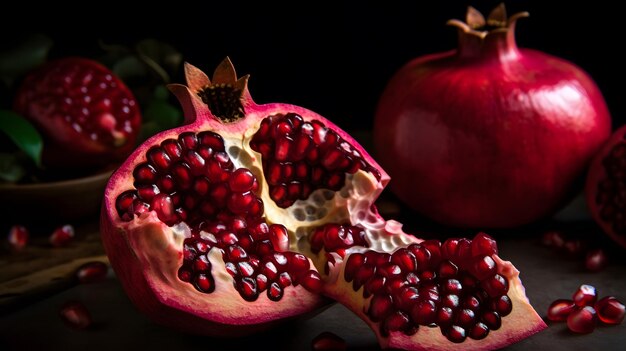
[101,59,546,345]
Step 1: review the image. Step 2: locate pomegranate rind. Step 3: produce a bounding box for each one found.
[322,254,546,350]
[585,125,626,248]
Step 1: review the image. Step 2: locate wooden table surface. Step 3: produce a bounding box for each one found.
[0,191,625,350]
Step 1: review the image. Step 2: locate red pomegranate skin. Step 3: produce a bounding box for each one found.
[374,15,611,228]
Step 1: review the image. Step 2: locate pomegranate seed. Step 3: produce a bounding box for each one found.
[368,294,394,322]
[194,273,215,293]
[471,232,498,257]
[595,296,625,325]
[585,248,608,272]
[470,256,496,280]
[436,307,455,326]
[441,294,460,309]
[445,325,467,343]
[491,294,513,316]
[75,261,108,284]
[133,163,157,184]
[541,231,565,248]
[411,300,437,325]
[262,261,279,280]
[365,276,387,297]
[344,253,366,282]
[381,311,411,336]
[573,284,597,307]
[269,224,289,252]
[288,253,310,273]
[469,322,489,340]
[438,260,458,278]
[267,282,283,301]
[311,331,347,351]
[481,274,508,297]
[7,225,28,251]
[299,270,323,293]
[50,224,75,247]
[482,311,501,330]
[547,299,576,321]
[463,295,481,312]
[567,306,597,333]
[229,168,256,192]
[563,239,585,256]
[236,277,258,301]
[59,301,92,330]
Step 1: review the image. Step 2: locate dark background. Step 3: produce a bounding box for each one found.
[4,1,625,130]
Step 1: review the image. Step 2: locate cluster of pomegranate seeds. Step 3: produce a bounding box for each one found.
[250,113,381,208]
[343,233,510,343]
[7,225,29,251]
[115,131,322,301]
[547,284,624,333]
[310,224,369,257]
[541,231,609,272]
[596,142,626,237]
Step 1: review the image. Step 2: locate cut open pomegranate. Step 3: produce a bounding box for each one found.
[101,58,545,348]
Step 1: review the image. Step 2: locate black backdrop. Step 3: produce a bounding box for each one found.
[4,1,625,130]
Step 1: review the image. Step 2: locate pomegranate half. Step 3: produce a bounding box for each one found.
[101,58,546,348]
[374,5,611,228]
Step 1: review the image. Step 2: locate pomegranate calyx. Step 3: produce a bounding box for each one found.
[448,4,529,37]
[169,58,253,124]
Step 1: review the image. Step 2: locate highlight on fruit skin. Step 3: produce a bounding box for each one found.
[100,57,546,349]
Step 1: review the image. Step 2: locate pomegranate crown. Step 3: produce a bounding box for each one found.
[168,57,254,124]
[447,3,529,39]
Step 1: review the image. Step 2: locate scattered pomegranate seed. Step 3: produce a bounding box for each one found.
[567,306,597,333]
[547,299,576,322]
[541,231,565,248]
[573,284,597,307]
[7,225,28,251]
[585,248,608,272]
[75,261,109,284]
[595,296,625,325]
[50,224,75,247]
[59,301,92,330]
[311,331,347,351]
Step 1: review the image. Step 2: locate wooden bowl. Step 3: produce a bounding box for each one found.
[0,170,112,223]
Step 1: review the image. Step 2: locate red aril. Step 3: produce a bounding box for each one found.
[585,249,608,272]
[59,301,92,330]
[573,284,597,307]
[49,224,75,247]
[100,58,546,348]
[7,225,28,251]
[374,4,611,228]
[547,299,575,322]
[75,261,108,284]
[567,306,597,333]
[595,296,625,325]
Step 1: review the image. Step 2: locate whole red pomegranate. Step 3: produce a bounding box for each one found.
[101,58,545,349]
[586,125,626,248]
[374,5,611,228]
[14,58,141,168]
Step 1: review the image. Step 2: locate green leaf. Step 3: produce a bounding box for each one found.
[139,92,182,142]
[112,55,149,83]
[0,34,53,86]
[0,152,26,182]
[0,110,43,167]
[136,39,183,80]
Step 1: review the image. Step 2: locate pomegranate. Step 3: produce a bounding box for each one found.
[101,58,546,348]
[14,58,141,168]
[586,125,626,248]
[374,4,611,228]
